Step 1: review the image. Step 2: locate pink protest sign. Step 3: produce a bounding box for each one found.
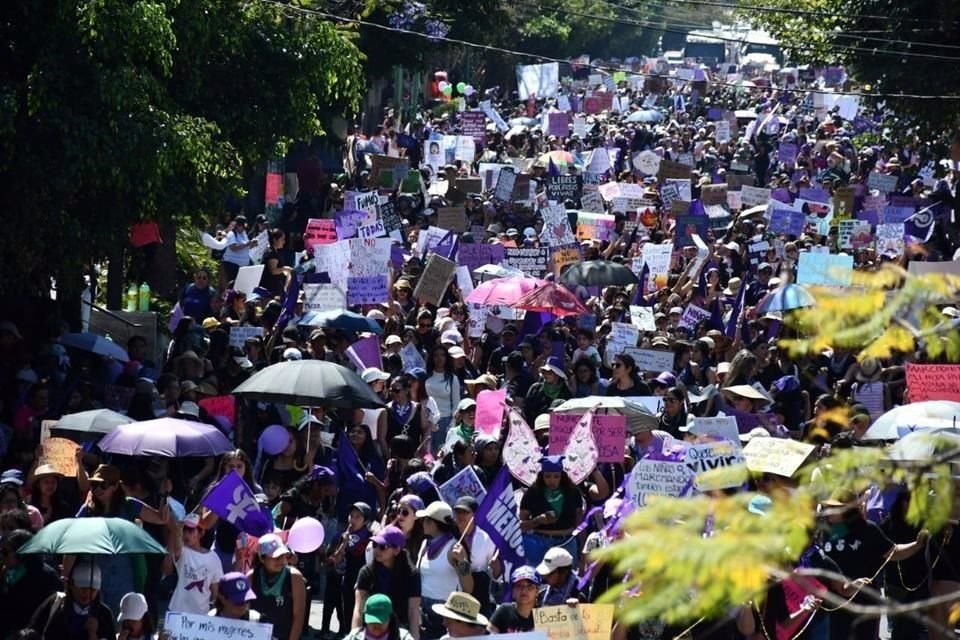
[475,388,507,434]
[304,219,337,250]
[199,395,236,429]
[548,413,626,463]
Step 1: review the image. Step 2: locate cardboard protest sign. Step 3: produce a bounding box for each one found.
[547,111,570,138]
[906,364,960,402]
[229,326,264,349]
[626,457,695,507]
[658,159,692,181]
[685,441,747,491]
[551,244,582,275]
[460,111,487,144]
[436,207,467,232]
[439,466,488,506]
[701,184,728,207]
[40,437,79,476]
[302,283,346,312]
[548,414,625,463]
[546,175,582,205]
[639,243,672,292]
[164,611,273,640]
[534,605,614,640]
[198,395,236,429]
[414,254,457,306]
[797,252,853,287]
[674,214,708,248]
[742,437,816,477]
[505,247,550,278]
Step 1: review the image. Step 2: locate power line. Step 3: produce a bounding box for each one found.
[617,0,950,24]
[256,0,960,100]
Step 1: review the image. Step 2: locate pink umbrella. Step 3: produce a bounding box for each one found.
[511,282,590,317]
[464,276,546,306]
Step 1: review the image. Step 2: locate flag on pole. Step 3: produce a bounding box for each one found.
[475,467,526,566]
[202,470,273,536]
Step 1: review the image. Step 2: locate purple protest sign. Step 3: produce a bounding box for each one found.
[460,111,487,145]
[346,335,383,371]
[457,244,505,275]
[475,467,525,565]
[769,209,805,236]
[883,206,914,224]
[335,210,368,239]
[771,188,792,204]
[548,413,626,463]
[798,187,830,203]
[548,111,570,138]
[778,142,798,165]
[347,275,388,305]
[391,244,408,270]
[202,470,274,536]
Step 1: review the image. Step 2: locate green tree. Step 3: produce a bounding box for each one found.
[0,0,364,299]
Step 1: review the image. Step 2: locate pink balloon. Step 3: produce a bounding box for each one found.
[464,85,475,96]
[287,516,325,553]
[438,81,449,91]
[259,424,290,456]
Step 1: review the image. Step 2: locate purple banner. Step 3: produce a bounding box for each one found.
[475,467,525,566]
[457,244,505,275]
[769,209,805,236]
[335,210,368,239]
[346,335,383,371]
[778,142,798,165]
[202,470,273,536]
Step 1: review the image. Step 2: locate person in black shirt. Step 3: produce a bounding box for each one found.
[259,229,293,299]
[488,566,539,633]
[606,353,652,397]
[354,525,422,635]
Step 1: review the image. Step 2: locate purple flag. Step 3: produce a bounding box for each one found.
[346,335,383,371]
[337,429,366,492]
[475,467,525,566]
[632,263,650,306]
[709,295,723,331]
[434,230,459,261]
[548,157,561,177]
[276,272,301,332]
[202,470,274,536]
[724,274,747,339]
[904,204,936,243]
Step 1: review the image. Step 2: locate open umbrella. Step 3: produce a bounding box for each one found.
[298,309,383,334]
[559,260,639,287]
[553,396,659,432]
[512,282,590,317]
[59,333,129,362]
[536,150,583,171]
[51,409,134,443]
[465,276,545,307]
[17,517,167,555]
[625,109,664,123]
[863,401,960,440]
[756,283,816,314]
[98,418,234,457]
[474,264,526,281]
[888,430,960,461]
[233,359,386,408]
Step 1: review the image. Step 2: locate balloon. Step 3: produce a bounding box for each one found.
[438,81,449,91]
[287,516,325,553]
[464,85,475,96]
[456,82,466,94]
[259,424,290,456]
[443,85,453,96]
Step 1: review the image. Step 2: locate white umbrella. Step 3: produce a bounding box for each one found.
[888,430,960,461]
[863,401,960,440]
[51,409,134,442]
[553,396,659,432]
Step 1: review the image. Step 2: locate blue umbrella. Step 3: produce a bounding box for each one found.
[625,109,664,123]
[59,332,129,362]
[756,283,815,314]
[298,309,383,334]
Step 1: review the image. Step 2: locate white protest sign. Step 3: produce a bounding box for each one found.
[684,440,747,491]
[626,457,695,507]
[438,466,487,506]
[313,240,352,291]
[633,150,661,175]
[690,415,740,444]
[623,347,675,373]
[610,322,640,347]
[302,283,347,312]
[228,326,264,349]
[714,120,731,143]
[233,265,264,296]
[629,306,656,332]
[742,437,816,477]
[740,186,771,207]
[348,237,392,276]
[455,265,474,298]
[164,611,272,640]
[248,230,269,264]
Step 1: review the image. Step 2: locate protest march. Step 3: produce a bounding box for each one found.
[5,26,960,640]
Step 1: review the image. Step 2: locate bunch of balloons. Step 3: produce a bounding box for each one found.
[437,81,476,97]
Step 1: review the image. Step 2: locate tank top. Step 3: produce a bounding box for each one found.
[252,565,295,640]
[386,401,422,442]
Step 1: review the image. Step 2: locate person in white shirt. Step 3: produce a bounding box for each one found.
[416,502,463,640]
[450,497,502,616]
[222,215,257,284]
[424,346,461,454]
[166,512,224,615]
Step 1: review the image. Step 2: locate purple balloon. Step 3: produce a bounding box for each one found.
[287,516,325,553]
[259,424,290,456]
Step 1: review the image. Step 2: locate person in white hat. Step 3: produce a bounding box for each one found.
[167,511,224,615]
[414,500,462,638]
[430,591,489,638]
[116,592,154,640]
[535,547,585,606]
[27,560,116,640]
[249,533,307,640]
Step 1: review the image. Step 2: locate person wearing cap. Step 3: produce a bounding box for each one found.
[115,592,155,640]
[166,509,223,615]
[535,546,585,606]
[0,529,62,637]
[519,456,584,566]
[343,593,415,640]
[353,525,421,635]
[27,560,116,640]
[746,262,774,307]
[440,398,477,456]
[487,566,539,633]
[248,533,307,640]
[328,502,375,634]
[414,501,463,639]
[522,356,571,425]
[450,496,501,615]
[211,571,263,622]
[429,591,489,638]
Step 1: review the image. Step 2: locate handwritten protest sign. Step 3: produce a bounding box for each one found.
[304,218,338,249]
[627,458,694,507]
[198,395,236,429]
[313,241,351,291]
[534,605,614,640]
[461,111,487,144]
[679,304,712,330]
[742,438,816,477]
[623,348,674,373]
[740,185,771,207]
[378,201,404,242]
[302,283,346,312]
[546,175,582,205]
[685,441,747,491]
[689,416,740,444]
[334,210,368,240]
[549,413,625,463]
[414,254,457,306]
[658,159,692,181]
[347,275,389,305]
[459,244,506,275]
[797,253,853,287]
[164,611,272,640]
[229,326,264,349]
[437,207,467,232]
[505,247,550,278]
[439,466,487,506]
[867,171,898,194]
[540,204,577,246]
[475,388,507,435]
[40,437,79,476]
[906,364,960,402]
[628,306,656,331]
[701,184,728,207]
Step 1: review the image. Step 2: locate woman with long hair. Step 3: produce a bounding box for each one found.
[606,353,652,396]
[415,502,465,640]
[337,419,386,520]
[388,494,426,559]
[424,346,460,454]
[0,484,42,531]
[353,525,422,636]
[27,464,76,525]
[518,456,584,566]
[722,349,759,388]
[383,375,432,458]
[260,228,293,299]
[568,357,602,398]
[201,449,262,572]
[657,386,688,439]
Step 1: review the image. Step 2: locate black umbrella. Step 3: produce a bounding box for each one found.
[233,359,386,408]
[559,260,639,287]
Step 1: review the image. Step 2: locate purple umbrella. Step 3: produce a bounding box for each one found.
[97,418,233,457]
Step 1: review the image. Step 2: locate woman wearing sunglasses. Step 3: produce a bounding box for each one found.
[353,525,421,639]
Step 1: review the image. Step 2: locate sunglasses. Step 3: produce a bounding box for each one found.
[399,508,413,517]
[612,362,624,369]
[373,543,396,551]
